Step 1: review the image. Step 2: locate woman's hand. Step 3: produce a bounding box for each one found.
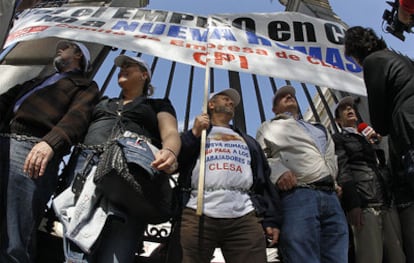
[152,148,178,174]
[153,111,181,174]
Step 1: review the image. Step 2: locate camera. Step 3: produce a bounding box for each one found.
[382,0,414,41]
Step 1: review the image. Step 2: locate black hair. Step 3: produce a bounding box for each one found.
[344,26,387,64]
[334,104,352,119]
[136,64,153,96]
[334,101,359,121]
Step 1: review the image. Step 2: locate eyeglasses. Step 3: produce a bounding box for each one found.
[58,43,80,53]
[59,43,70,50]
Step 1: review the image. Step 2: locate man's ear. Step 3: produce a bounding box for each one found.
[142,72,149,81]
[272,106,277,115]
[208,100,214,112]
[74,52,83,63]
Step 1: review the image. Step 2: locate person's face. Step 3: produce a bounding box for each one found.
[208,94,235,117]
[352,56,363,67]
[117,62,149,92]
[54,43,82,72]
[337,105,358,128]
[272,93,298,115]
[56,43,80,60]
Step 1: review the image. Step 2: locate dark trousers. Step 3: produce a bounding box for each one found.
[180,208,267,263]
[351,207,405,263]
[399,204,414,263]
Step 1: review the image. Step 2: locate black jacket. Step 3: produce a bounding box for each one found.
[363,49,414,155]
[333,130,390,211]
[178,126,282,229]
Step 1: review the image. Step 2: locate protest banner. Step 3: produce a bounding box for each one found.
[5,7,365,95]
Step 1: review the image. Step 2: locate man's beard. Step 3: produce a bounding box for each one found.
[214,105,234,117]
[53,56,71,72]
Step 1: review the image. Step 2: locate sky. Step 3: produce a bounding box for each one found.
[100,0,414,135]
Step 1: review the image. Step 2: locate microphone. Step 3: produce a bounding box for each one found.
[357,122,380,144]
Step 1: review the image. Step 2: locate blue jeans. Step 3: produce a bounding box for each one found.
[65,214,146,263]
[0,136,61,263]
[63,149,146,263]
[279,188,349,263]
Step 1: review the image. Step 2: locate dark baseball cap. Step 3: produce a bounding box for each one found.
[272,85,296,106]
[334,96,355,118]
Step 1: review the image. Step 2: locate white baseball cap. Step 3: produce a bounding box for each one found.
[56,40,91,72]
[114,55,152,80]
[209,88,240,107]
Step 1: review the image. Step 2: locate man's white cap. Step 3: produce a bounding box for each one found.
[209,88,240,107]
[114,55,152,80]
[56,40,91,72]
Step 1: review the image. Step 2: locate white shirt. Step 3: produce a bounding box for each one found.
[186,126,254,218]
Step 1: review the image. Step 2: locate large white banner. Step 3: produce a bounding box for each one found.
[5,7,366,95]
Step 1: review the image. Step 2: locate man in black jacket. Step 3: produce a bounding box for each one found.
[177,88,281,263]
[345,26,414,262]
[344,26,414,161]
[333,96,405,263]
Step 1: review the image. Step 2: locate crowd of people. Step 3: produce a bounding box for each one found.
[0,24,413,263]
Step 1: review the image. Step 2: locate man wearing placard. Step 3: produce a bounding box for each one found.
[177,88,281,263]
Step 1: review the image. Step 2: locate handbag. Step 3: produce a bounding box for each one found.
[93,98,175,224]
[116,132,159,179]
[94,132,174,224]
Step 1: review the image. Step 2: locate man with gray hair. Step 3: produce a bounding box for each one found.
[256,85,349,263]
[0,40,99,262]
